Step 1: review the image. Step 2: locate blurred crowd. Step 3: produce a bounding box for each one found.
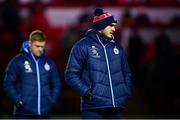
[0,0,180,118]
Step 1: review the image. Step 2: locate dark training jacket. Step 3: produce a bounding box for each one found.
[3,41,61,115]
[65,29,132,111]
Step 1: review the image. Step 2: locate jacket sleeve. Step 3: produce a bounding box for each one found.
[50,61,61,104]
[121,49,132,96]
[3,57,22,104]
[65,43,90,96]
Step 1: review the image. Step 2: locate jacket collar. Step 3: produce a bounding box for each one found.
[85,29,115,44]
[20,40,45,58]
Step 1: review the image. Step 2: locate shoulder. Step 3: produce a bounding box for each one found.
[112,39,127,56]
[43,57,56,66]
[6,53,25,71]
[76,36,91,46]
[71,37,91,51]
[73,29,97,48]
[113,39,124,50]
[8,53,24,65]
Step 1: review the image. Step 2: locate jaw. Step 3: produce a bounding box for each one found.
[106,34,113,39]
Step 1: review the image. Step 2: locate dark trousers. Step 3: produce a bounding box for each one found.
[14,114,50,119]
[82,108,122,119]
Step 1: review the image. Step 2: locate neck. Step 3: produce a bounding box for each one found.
[97,33,111,45]
[97,31,112,41]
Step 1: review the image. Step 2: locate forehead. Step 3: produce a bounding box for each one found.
[31,41,46,46]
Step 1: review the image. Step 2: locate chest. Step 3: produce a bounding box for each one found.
[19,59,51,75]
[86,43,122,61]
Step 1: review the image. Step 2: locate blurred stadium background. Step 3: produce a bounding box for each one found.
[0,0,179,119]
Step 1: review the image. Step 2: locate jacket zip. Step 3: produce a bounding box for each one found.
[31,53,41,115]
[96,34,115,107]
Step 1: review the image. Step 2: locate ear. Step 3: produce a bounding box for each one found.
[29,40,31,46]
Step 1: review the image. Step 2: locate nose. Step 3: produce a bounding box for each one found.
[39,47,44,52]
[112,26,116,32]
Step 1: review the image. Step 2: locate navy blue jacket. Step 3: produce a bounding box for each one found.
[3,41,61,115]
[65,29,132,111]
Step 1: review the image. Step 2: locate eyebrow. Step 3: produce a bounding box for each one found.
[109,23,116,26]
[35,45,45,47]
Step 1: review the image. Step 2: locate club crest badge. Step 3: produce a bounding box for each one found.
[90,46,100,58]
[24,61,32,72]
[113,47,119,55]
[44,62,50,71]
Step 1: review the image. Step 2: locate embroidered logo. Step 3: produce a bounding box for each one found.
[113,47,119,55]
[44,62,50,71]
[24,61,32,72]
[90,46,100,58]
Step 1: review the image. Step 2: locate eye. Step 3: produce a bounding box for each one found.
[109,24,114,27]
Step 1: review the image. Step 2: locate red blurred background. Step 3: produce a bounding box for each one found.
[0,0,179,118]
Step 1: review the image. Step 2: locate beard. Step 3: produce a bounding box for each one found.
[102,33,114,40]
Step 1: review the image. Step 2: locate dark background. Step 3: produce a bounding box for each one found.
[0,0,179,119]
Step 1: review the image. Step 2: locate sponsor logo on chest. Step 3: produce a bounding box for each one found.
[44,62,50,71]
[24,61,32,73]
[90,46,100,58]
[90,45,119,58]
[113,46,119,55]
[24,61,51,73]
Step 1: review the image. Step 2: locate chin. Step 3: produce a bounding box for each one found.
[35,54,40,57]
[104,34,113,40]
[107,36,113,39]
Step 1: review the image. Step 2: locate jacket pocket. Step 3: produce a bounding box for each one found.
[92,83,111,99]
[22,96,35,113]
[41,95,53,113]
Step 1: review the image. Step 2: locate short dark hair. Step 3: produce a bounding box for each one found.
[29,30,46,42]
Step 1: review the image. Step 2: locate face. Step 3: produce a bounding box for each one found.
[29,40,46,57]
[100,23,117,39]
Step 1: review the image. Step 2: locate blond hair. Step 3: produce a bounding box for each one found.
[29,30,46,42]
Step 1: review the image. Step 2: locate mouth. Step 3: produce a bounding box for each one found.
[110,33,113,36]
[110,31,114,35]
